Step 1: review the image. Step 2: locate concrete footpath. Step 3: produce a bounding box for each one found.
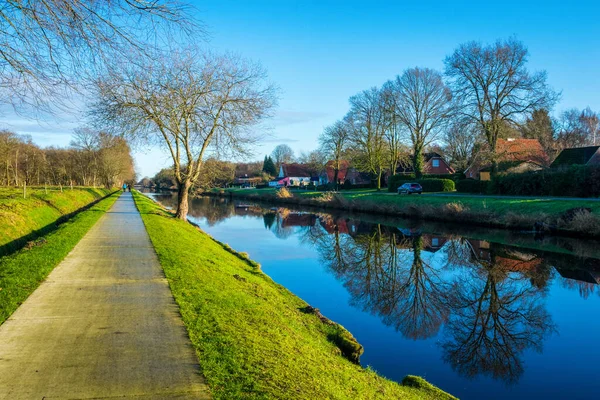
[0,193,210,399]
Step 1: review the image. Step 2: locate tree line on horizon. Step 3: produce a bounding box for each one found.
[0,128,135,189]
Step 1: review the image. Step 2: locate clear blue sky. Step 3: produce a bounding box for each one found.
[4,0,600,177]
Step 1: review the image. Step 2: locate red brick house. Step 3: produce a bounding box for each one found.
[465,138,548,181]
[395,152,455,175]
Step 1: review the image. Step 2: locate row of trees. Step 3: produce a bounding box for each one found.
[318,38,599,183]
[0,129,135,188]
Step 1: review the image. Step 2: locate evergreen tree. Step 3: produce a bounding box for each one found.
[263,156,277,176]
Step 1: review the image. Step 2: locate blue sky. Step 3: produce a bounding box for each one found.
[4,0,600,177]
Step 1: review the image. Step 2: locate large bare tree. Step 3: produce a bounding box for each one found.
[445,38,558,174]
[347,88,387,190]
[0,0,194,113]
[271,144,294,168]
[319,119,350,188]
[390,68,452,178]
[90,50,277,219]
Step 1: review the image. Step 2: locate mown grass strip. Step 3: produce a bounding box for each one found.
[132,191,456,400]
[0,192,120,325]
[0,187,113,251]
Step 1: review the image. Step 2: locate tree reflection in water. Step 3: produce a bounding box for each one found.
[441,239,555,384]
[302,216,556,385]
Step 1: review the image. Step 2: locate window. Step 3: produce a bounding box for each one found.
[432,159,440,167]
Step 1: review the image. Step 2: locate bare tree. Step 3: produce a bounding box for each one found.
[445,38,558,174]
[271,144,295,168]
[347,88,386,189]
[390,68,452,178]
[319,119,350,188]
[297,150,327,177]
[380,81,407,176]
[0,1,196,113]
[444,118,484,172]
[580,107,600,146]
[90,49,277,219]
[555,109,590,150]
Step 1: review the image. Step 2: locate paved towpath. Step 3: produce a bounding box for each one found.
[0,192,210,399]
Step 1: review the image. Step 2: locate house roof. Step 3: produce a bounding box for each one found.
[281,163,312,178]
[465,139,548,176]
[496,139,547,163]
[551,146,600,167]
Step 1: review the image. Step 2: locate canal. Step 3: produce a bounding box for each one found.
[149,193,600,399]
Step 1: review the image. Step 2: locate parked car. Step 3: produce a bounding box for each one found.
[397,183,423,195]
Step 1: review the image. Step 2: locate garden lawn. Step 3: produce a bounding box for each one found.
[133,191,455,400]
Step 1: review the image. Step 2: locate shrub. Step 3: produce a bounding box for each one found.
[276,187,293,198]
[387,175,455,192]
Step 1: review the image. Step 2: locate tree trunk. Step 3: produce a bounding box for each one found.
[333,168,339,190]
[414,146,424,179]
[175,181,191,220]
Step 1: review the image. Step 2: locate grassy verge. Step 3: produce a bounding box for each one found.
[0,187,114,253]
[132,191,456,400]
[208,188,600,238]
[0,192,120,325]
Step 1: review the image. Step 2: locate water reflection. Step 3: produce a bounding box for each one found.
[149,193,600,391]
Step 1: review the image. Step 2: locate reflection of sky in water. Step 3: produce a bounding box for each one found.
[148,194,600,400]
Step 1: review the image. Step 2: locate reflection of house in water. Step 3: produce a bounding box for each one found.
[552,256,600,284]
[422,234,447,252]
[281,213,317,228]
[317,216,373,236]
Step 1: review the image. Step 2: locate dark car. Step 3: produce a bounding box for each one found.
[397,183,423,195]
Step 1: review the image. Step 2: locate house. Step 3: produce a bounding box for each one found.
[318,160,372,186]
[395,152,455,175]
[320,160,350,185]
[465,138,548,181]
[550,146,600,168]
[269,163,314,187]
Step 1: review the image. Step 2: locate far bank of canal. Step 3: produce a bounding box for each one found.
[149,192,600,400]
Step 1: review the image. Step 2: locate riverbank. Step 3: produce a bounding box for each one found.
[0,191,120,325]
[207,188,600,238]
[132,191,456,400]
[0,187,115,254]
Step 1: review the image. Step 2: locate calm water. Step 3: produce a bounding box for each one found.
[149,193,600,399]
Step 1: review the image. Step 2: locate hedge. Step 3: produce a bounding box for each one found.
[454,166,600,197]
[489,165,600,197]
[456,179,490,194]
[388,175,455,193]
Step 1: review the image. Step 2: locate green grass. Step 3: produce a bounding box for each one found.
[218,187,600,216]
[0,192,120,325]
[132,191,456,400]
[0,187,114,251]
[214,188,600,236]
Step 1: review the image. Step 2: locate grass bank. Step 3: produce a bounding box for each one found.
[0,187,114,254]
[208,188,600,238]
[0,191,120,325]
[132,191,456,400]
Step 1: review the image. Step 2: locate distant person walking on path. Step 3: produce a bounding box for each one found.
[127,184,131,192]
[122,183,127,192]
